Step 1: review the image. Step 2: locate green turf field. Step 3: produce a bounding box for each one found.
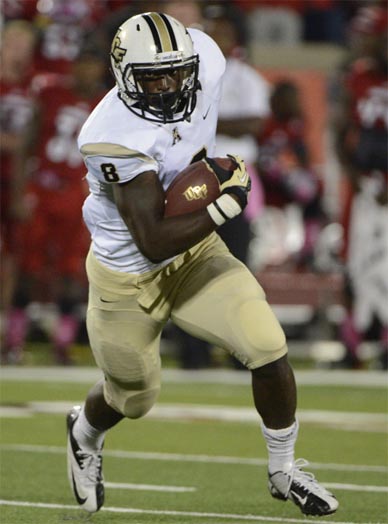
[0,366,387,524]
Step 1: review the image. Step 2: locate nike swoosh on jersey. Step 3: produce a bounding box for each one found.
[202,106,211,120]
[100,297,118,303]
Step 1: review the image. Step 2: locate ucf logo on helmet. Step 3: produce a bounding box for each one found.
[111,35,126,63]
[183,184,208,201]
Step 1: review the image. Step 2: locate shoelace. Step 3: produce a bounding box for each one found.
[287,458,326,496]
[76,450,103,483]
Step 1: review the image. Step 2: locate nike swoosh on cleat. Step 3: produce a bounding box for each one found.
[69,431,84,469]
[72,473,88,505]
[291,491,308,507]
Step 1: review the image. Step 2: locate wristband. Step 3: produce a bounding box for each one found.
[207,193,242,226]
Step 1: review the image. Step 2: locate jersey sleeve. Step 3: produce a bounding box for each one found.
[80,142,159,184]
[189,28,226,92]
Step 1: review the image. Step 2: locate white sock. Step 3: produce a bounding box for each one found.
[73,407,106,451]
[261,420,299,474]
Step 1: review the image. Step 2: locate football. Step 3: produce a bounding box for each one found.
[164,157,235,217]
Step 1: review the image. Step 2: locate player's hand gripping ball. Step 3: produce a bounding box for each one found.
[164,156,247,217]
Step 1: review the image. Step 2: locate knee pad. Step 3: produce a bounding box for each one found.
[122,386,160,419]
[104,374,160,419]
[87,308,163,419]
[237,299,286,352]
[229,299,288,369]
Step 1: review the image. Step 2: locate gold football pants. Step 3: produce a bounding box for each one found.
[86,233,287,418]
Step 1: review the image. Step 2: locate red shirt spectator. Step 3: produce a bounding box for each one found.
[34,0,113,74]
[22,59,107,279]
[258,81,320,209]
[4,47,108,365]
[0,20,37,262]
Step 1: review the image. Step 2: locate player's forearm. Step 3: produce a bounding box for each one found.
[113,170,219,262]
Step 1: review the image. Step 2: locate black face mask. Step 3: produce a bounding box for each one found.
[120,57,200,124]
[146,91,180,117]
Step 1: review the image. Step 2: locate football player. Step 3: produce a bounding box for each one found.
[334,5,388,369]
[257,80,325,268]
[6,44,108,365]
[67,12,338,517]
[0,20,37,363]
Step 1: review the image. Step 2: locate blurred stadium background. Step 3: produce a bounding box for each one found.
[1,1,387,523]
[1,0,387,371]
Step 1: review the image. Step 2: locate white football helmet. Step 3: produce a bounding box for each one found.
[110,12,200,123]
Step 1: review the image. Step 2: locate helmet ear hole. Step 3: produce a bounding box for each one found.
[110,12,200,123]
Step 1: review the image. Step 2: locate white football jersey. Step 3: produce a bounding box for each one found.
[78,29,225,273]
[347,180,388,330]
[215,57,270,165]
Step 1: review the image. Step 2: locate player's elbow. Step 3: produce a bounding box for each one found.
[143,248,167,264]
[136,235,171,263]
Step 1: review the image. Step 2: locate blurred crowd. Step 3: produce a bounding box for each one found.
[1,0,387,369]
